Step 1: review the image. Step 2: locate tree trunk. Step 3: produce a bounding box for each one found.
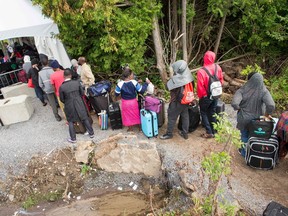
[187,0,196,61]
[213,14,226,57]
[152,16,168,83]
[171,0,178,39]
[182,0,187,62]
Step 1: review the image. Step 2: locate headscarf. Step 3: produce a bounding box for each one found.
[23,55,30,63]
[167,60,194,90]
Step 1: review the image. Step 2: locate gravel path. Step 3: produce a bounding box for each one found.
[0,98,121,181]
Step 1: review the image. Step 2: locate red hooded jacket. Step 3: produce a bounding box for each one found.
[197,51,223,99]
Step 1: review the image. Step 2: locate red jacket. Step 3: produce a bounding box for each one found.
[197,51,223,99]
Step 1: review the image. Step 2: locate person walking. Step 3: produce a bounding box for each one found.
[50,60,65,118]
[27,59,47,106]
[160,60,194,140]
[39,55,62,121]
[115,67,149,131]
[59,69,94,143]
[197,51,224,138]
[231,72,275,157]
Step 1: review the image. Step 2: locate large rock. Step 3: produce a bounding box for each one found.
[0,95,34,125]
[75,141,95,164]
[94,134,161,177]
[1,82,36,98]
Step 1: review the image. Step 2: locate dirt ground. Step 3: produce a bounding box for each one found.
[0,120,287,215]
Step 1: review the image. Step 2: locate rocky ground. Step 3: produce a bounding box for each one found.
[0,98,287,216]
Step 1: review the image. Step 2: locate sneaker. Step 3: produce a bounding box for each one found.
[42,102,47,106]
[238,148,242,155]
[67,138,76,143]
[238,148,245,158]
[160,133,173,140]
[84,131,94,138]
[179,131,188,140]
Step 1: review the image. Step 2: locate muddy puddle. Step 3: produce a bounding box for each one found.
[16,191,154,216]
[47,191,150,216]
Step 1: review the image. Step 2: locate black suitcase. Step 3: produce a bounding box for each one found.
[178,103,200,133]
[90,93,109,114]
[245,135,279,170]
[263,201,288,216]
[108,102,123,130]
[157,98,165,127]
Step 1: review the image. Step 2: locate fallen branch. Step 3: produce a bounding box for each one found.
[190,53,255,73]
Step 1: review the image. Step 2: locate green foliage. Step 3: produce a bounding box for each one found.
[32,0,162,74]
[213,113,242,148]
[202,151,231,182]
[22,196,37,209]
[81,164,92,175]
[219,201,237,216]
[22,190,63,209]
[240,64,265,77]
[269,68,288,111]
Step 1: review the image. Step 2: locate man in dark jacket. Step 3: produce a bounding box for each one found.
[27,59,47,106]
[59,69,94,143]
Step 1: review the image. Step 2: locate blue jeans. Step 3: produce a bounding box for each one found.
[199,97,217,134]
[240,129,249,157]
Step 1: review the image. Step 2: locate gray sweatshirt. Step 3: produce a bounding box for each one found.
[39,66,54,94]
[231,73,275,130]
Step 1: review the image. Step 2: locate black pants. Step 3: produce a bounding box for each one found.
[166,101,189,135]
[68,119,94,140]
[199,97,217,134]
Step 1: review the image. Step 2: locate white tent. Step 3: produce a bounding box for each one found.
[0,0,71,68]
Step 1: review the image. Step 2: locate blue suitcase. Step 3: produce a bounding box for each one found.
[140,109,158,138]
[98,110,108,130]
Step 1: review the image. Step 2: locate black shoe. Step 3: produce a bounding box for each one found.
[160,134,173,140]
[56,116,62,121]
[179,131,188,140]
[42,102,47,106]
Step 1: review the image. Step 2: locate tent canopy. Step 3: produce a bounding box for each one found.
[0,0,71,68]
[0,0,59,40]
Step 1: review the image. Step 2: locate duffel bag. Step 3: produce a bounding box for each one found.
[87,80,111,97]
[248,118,274,139]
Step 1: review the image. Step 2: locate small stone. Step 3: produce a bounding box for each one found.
[132,184,138,190]
[129,182,134,186]
[76,196,81,200]
[117,187,123,191]
[8,194,14,202]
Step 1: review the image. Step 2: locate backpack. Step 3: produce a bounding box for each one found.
[202,64,222,99]
[179,82,194,104]
[87,80,111,97]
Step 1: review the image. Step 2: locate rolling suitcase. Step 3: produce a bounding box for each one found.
[90,93,109,114]
[98,110,108,130]
[74,115,93,134]
[140,109,158,138]
[108,102,123,130]
[245,135,279,170]
[157,98,165,128]
[263,201,288,216]
[178,103,200,133]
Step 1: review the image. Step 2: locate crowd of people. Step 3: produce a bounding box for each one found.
[5,44,276,156]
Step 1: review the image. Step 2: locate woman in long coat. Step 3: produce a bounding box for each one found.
[231,72,275,157]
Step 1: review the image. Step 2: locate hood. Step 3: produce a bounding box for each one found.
[246,72,264,89]
[167,60,194,90]
[203,51,216,66]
